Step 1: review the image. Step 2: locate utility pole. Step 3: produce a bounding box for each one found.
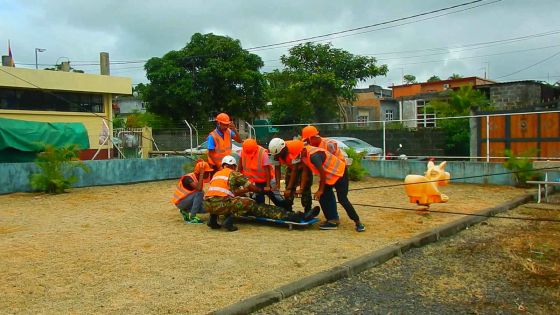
[35,48,46,69]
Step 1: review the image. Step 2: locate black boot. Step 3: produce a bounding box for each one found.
[304,206,321,221]
[222,215,238,232]
[285,211,305,223]
[207,214,221,229]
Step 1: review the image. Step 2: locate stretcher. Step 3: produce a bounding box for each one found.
[238,216,320,230]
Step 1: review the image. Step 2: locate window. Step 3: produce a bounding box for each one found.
[0,88,104,113]
[416,100,436,128]
[357,110,369,127]
[385,109,394,121]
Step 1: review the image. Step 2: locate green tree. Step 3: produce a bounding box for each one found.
[265,70,315,124]
[427,75,441,82]
[448,73,463,80]
[142,33,266,123]
[125,110,174,128]
[267,42,388,123]
[429,86,490,156]
[403,74,417,84]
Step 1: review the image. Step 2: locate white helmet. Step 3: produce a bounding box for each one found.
[268,138,286,156]
[221,155,237,166]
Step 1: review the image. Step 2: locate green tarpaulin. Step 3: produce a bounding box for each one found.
[0,117,90,162]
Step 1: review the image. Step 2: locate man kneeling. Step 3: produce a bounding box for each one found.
[203,155,319,232]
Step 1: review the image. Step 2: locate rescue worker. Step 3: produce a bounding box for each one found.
[203,155,317,232]
[171,159,213,224]
[238,138,292,209]
[268,138,315,216]
[269,138,365,232]
[207,112,242,172]
[301,125,347,164]
[300,144,365,232]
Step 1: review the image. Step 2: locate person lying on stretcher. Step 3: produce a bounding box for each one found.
[203,155,321,232]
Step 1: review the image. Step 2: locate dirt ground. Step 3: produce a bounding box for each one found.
[0,177,529,314]
[258,197,560,315]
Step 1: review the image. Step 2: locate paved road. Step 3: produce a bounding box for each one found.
[256,201,560,315]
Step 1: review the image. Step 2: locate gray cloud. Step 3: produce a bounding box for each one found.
[3,0,560,86]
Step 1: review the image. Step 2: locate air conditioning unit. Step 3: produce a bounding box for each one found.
[443,83,450,90]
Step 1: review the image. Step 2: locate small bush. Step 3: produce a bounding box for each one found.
[503,149,541,187]
[344,147,367,181]
[30,144,91,194]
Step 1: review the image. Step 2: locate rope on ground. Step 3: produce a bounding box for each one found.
[348,166,560,192]
[352,203,560,223]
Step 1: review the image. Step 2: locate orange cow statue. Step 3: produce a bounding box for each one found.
[404,161,450,212]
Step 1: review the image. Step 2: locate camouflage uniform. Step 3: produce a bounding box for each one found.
[203,170,297,220]
[285,164,312,212]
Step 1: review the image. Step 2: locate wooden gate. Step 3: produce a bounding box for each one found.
[478,111,560,161]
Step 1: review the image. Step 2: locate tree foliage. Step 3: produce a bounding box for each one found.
[266,42,388,124]
[427,75,441,82]
[448,73,463,79]
[429,86,490,156]
[403,74,417,84]
[142,33,266,123]
[125,111,174,128]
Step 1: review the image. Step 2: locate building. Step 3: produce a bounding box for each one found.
[113,94,146,116]
[391,77,495,128]
[0,65,132,159]
[341,84,399,126]
[475,80,560,110]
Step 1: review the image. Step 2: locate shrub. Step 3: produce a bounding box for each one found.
[30,144,91,194]
[344,147,367,181]
[503,149,542,187]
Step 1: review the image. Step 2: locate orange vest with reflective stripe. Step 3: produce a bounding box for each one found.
[319,138,345,162]
[302,145,345,185]
[242,146,274,183]
[171,173,199,205]
[205,168,235,198]
[207,129,232,166]
[278,140,304,165]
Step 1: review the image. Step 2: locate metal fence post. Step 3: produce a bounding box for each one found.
[382,120,386,160]
[486,115,490,162]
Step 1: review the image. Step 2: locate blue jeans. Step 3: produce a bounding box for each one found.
[176,191,205,216]
[319,169,360,222]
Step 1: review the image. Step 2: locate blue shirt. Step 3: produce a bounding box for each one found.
[207,128,235,150]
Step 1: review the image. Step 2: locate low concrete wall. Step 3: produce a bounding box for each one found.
[362,160,515,185]
[0,157,192,194]
[0,158,514,195]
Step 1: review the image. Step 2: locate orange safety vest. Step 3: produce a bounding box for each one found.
[242,146,274,183]
[302,145,345,185]
[319,138,345,162]
[278,140,304,166]
[207,129,232,166]
[204,168,235,198]
[171,173,199,205]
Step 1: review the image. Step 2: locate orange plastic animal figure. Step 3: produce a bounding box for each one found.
[404,161,450,211]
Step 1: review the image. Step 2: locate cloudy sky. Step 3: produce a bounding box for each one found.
[2,0,560,88]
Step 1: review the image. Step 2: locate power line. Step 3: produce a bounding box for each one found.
[245,0,495,51]
[495,49,560,79]
[362,29,560,56]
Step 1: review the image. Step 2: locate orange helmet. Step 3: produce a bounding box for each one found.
[194,159,213,174]
[242,138,258,156]
[216,113,231,125]
[301,125,319,140]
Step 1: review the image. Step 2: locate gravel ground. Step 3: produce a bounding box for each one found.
[257,197,560,315]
